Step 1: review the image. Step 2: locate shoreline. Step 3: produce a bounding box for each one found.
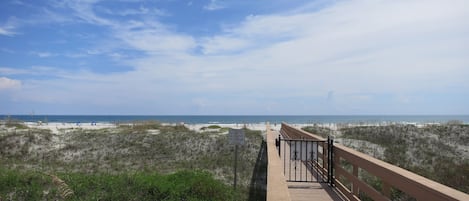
[3,121,463,135]
[2,115,468,125]
[20,122,276,133]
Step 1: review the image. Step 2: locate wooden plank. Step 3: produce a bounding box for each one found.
[334,145,469,201]
[336,166,390,201]
[288,182,341,201]
[352,164,358,196]
[334,178,359,201]
[266,124,292,201]
[281,123,469,201]
[382,182,391,198]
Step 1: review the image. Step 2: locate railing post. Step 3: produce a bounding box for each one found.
[352,164,359,196]
[330,137,334,187]
[327,136,330,184]
[323,141,327,172]
[382,181,391,198]
[276,134,281,156]
[328,136,335,186]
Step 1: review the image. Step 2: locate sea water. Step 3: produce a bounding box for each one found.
[2,115,469,124]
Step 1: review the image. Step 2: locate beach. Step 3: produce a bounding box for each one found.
[21,121,282,134]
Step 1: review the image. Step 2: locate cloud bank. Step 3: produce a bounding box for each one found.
[1,0,468,115]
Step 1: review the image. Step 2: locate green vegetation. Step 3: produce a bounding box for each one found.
[0,121,267,200]
[302,125,333,138]
[0,168,237,201]
[200,125,231,133]
[339,124,469,198]
[208,125,222,129]
[1,117,29,129]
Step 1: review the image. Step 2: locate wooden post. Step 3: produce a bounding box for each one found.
[234,144,238,190]
[382,181,391,198]
[352,164,359,196]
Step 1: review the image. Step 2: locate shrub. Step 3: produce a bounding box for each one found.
[207,125,222,129]
[0,169,236,201]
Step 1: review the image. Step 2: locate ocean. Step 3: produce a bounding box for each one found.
[1,115,469,124]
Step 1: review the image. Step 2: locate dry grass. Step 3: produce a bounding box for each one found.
[0,123,266,199]
[49,174,74,199]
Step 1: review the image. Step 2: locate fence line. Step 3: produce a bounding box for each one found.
[280,123,469,201]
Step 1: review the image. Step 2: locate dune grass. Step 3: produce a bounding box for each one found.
[0,168,238,201]
[0,121,266,200]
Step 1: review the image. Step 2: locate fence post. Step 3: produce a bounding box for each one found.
[327,136,331,184]
[276,134,281,156]
[328,136,335,187]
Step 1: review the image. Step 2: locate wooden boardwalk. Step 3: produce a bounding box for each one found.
[288,182,342,201]
[269,123,469,201]
[278,132,342,201]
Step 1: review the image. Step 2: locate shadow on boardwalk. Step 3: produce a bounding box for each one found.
[248,141,267,201]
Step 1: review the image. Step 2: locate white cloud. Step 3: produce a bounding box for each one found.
[200,36,249,54]
[203,0,225,11]
[118,29,196,53]
[58,0,115,27]
[97,5,168,17]
[54,1,193,54]
[0,17,19,36]
[0,67,29,75]
[5,0,469,114]
[0,77,21,91]
[11,0,25,6]
[30,51,56,58]
[0,66,71,78]
[0,27,15,36]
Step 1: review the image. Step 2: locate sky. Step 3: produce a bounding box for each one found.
[0,0,468,115]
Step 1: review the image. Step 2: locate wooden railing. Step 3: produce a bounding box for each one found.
[281,123,469,201]
[279,124,330,181]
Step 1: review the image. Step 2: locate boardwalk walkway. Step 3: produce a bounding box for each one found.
[268,123,469,201]
[277,131,342,201]
[287,182,341,201]
[266,124,342,201]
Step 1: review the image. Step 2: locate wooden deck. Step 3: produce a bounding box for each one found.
[278,123,469,201]
[288,182,342,201]
[267,124,343,201]
[278,133,342,201]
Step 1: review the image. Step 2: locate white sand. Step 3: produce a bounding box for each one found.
[185,123,273,131]
[25,121,405,134]
[25,122,116,134]
[22,122,283,134]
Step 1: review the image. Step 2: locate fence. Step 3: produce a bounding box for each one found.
[280,123,469,201]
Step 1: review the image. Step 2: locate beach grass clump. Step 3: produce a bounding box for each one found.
[117,120,162,132]
[200,125,222,130]
[302,125,332,138]
[0,169,59,201]
[1,118,29,129]
[0,168,237,201]
[208,125,222,129]
[0,122,267,200]
[338,124,469,194]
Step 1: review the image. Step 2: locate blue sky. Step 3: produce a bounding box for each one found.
[1,0,468,115]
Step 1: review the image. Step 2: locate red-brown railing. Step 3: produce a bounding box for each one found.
[280,123,469,201]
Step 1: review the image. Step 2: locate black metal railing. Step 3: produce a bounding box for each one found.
[276,136,327,183]
[327,136,334,186]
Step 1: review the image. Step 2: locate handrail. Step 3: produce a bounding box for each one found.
[281,123,469,201]
[266,123,292,201]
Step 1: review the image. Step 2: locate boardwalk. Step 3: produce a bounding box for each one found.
[288,182,341,201]
[267,123,469,201]
[266,124,343,201]
[278,131,342,201]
